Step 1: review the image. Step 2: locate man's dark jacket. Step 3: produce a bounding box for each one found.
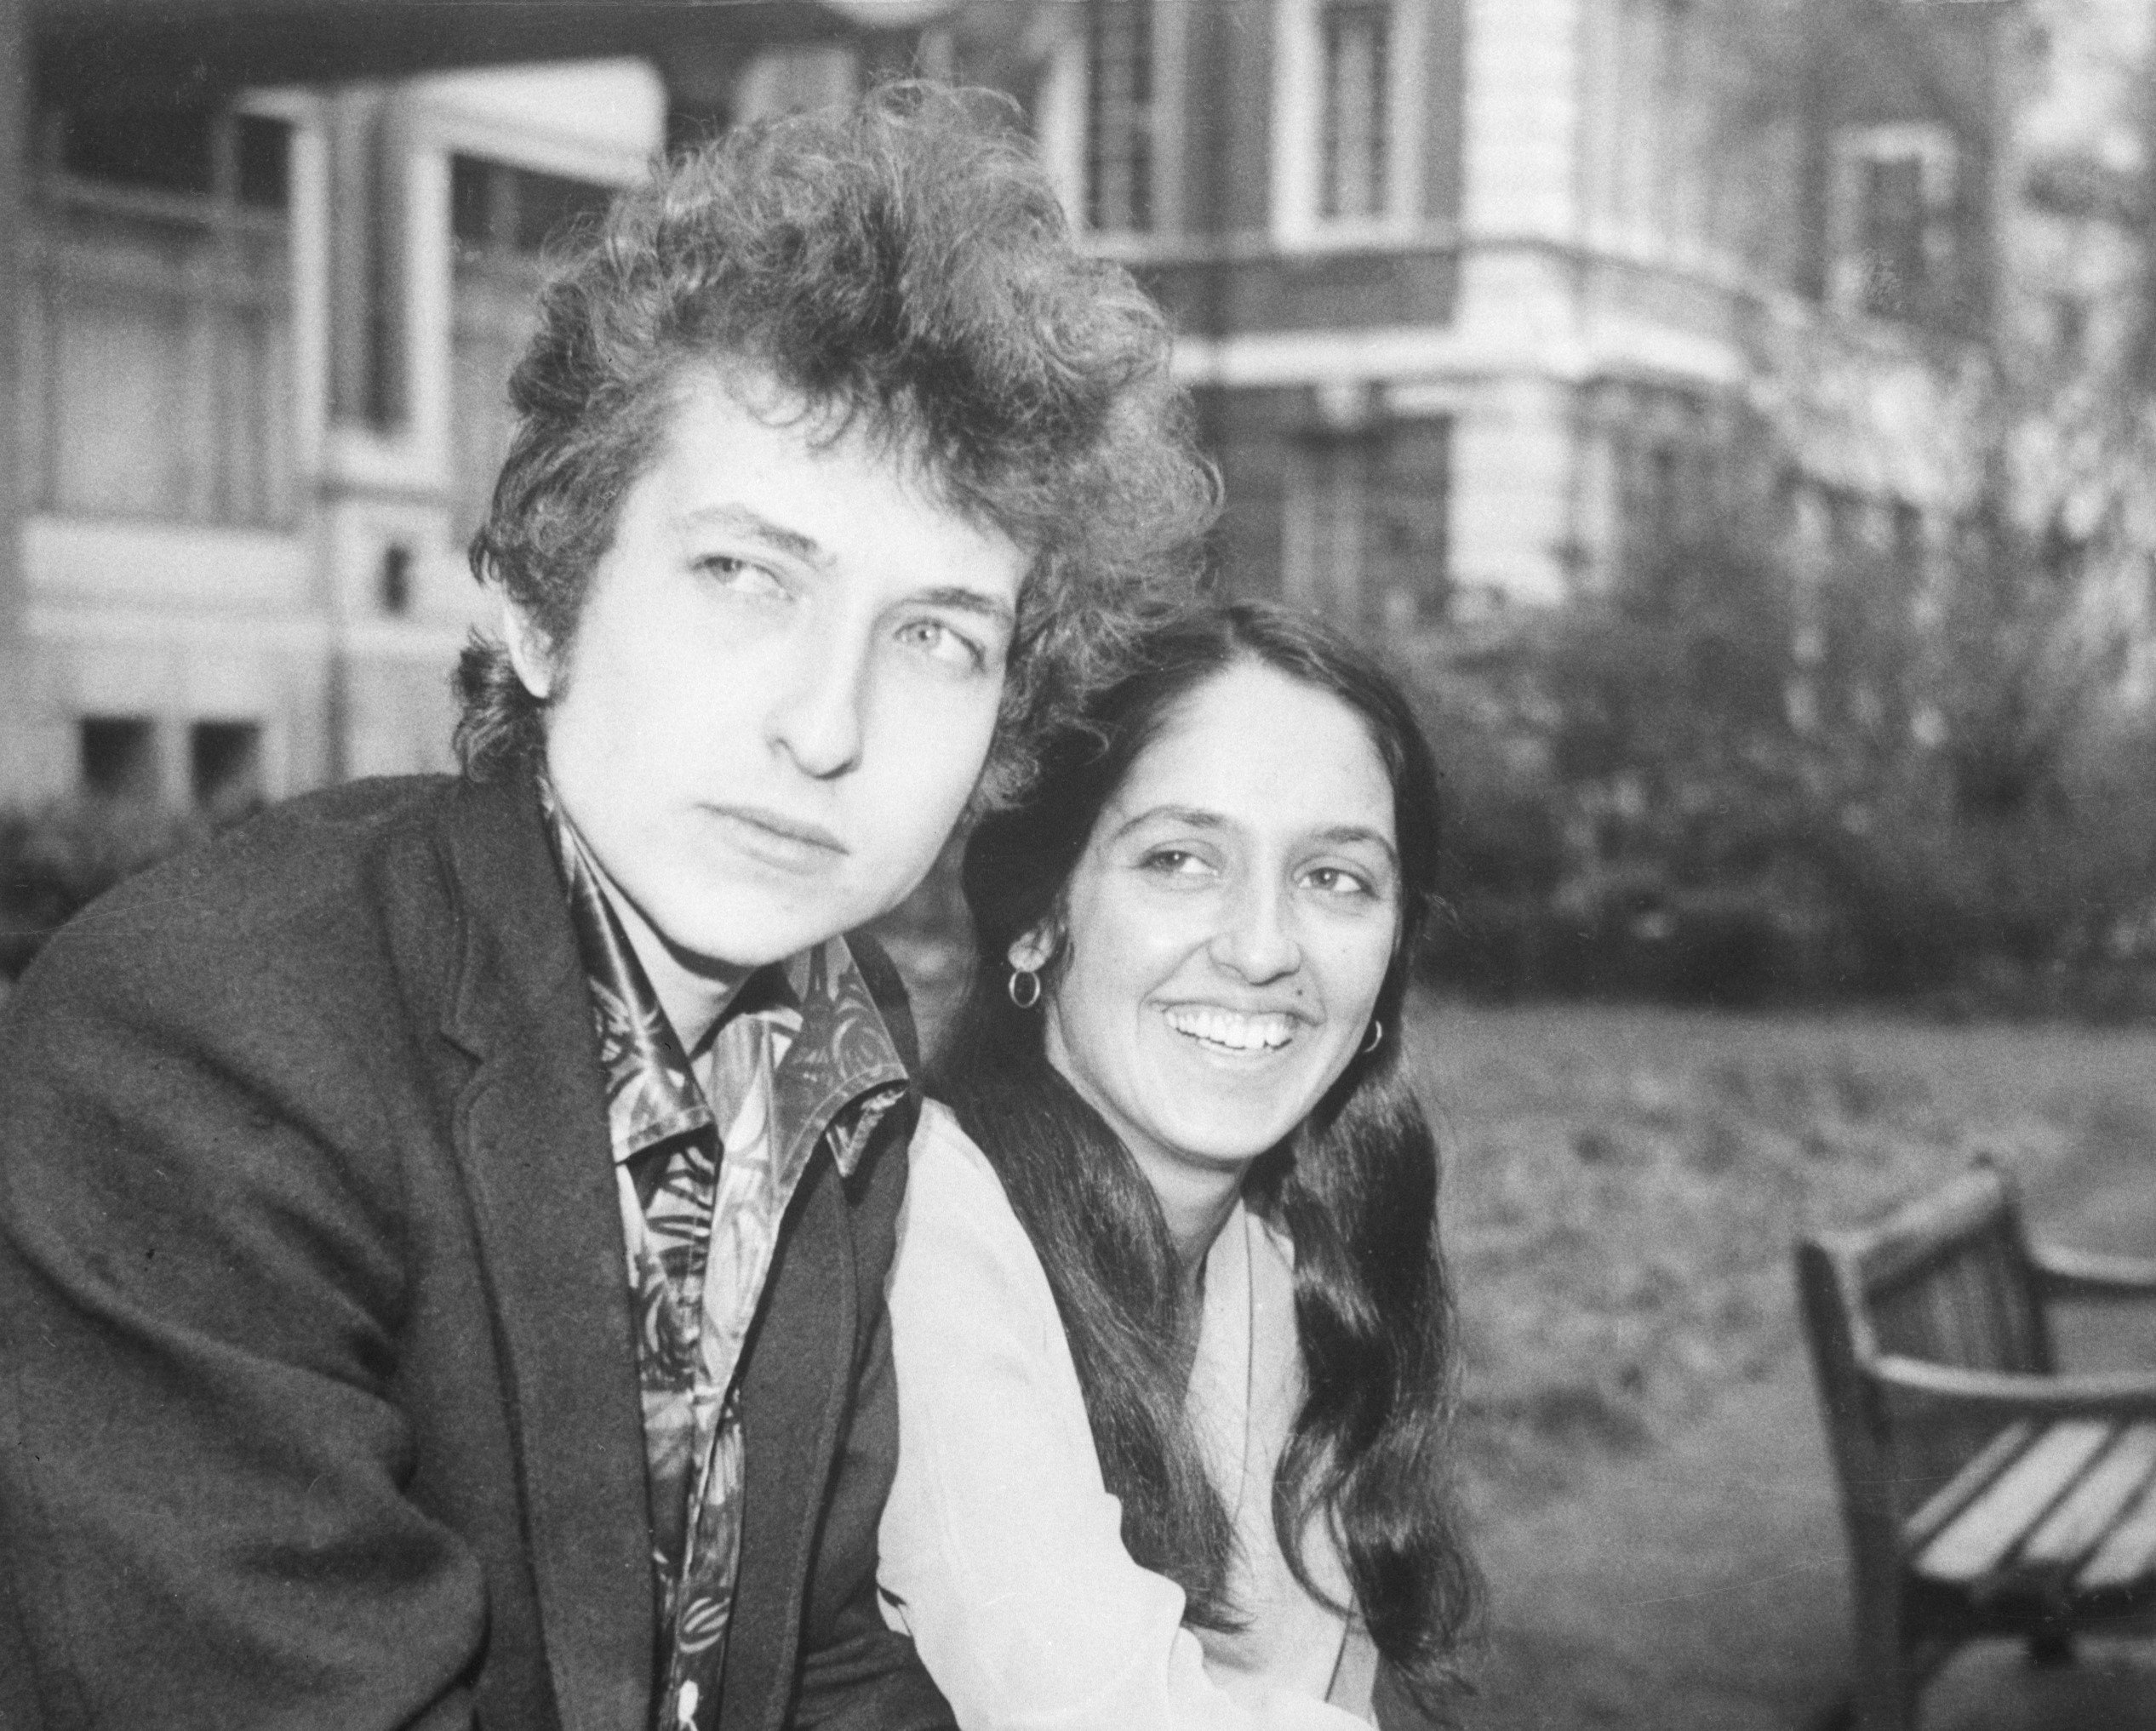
[0,773,951,1731]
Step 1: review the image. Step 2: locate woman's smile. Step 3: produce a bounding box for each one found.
[1159,1003,1302,1054]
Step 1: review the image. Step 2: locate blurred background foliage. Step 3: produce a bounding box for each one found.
[1411,513,2156,1016]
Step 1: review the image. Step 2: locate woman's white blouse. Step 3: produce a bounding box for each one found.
[878,1100,1376,1731]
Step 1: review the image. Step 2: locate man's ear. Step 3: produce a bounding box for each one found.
[499,594,556,701]
[1007,925,1057,975]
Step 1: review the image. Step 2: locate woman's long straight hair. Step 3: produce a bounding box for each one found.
[930,600,1478,1709]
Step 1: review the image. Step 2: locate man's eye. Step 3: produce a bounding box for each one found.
[695,556,786,598]
[896,618,987,671]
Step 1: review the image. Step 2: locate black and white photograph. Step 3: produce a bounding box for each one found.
[2,3,2153,1728]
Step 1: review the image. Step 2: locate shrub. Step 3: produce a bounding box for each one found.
[1395,527,2156,1016]
[0,798,209,978]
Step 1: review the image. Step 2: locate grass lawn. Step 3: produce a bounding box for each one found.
[1413,995,2156,1728]
[1414,994,2156,1500]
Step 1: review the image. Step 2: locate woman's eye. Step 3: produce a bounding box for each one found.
[695,555,786,599]
[1304,865,1375,898]
[896,618,987,672]
[1140,848,1213,878]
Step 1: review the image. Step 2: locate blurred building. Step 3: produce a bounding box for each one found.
[1016,0,2027,629]
[0,0,948,810]
[0,0,2049,814]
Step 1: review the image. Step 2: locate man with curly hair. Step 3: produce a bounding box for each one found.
[0,87,1212,1731]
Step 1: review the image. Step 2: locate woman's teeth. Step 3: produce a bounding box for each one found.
[1164,1006,1295,1052]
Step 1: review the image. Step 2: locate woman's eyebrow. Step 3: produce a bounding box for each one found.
[1108,804,1228,843]
[1312,825,1401,866]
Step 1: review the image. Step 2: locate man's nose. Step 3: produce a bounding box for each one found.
[1209,875,1301,984]
[766,630,868,780]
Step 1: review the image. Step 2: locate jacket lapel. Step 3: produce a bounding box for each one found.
[436,775,655,1731]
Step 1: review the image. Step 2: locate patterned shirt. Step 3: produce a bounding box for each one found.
[543,787,911,1731]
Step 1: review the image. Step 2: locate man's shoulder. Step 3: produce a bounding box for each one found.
[6,775,495,1043]
[62,775,457,943]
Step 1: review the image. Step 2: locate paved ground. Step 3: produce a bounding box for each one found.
[1465,1151,2156,1731]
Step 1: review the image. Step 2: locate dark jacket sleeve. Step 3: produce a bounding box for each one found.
[0,913,487,1731]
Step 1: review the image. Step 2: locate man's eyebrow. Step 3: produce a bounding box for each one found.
[912,586,1018,632]
[677,505,832,568]
[675,512,1016,630]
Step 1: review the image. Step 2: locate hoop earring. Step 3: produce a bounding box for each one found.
[1008,968,1043,1010]
[1361,1020,1383,1055]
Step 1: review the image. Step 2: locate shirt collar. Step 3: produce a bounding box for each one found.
[537,774,908,1177]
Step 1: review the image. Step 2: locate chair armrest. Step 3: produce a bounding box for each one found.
[1871,1356,2156,1419]
[2031,1243,2156,1301]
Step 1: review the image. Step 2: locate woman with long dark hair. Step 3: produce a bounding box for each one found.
[877,601,1476,1728]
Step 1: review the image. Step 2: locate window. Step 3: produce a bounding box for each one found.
[1320,1,1391,220]
[60,107,215,196]
[235,116,290,211]
[28,107,296,526]
[379,542,415,615]
[1273,0,1421,242]
[1592,0,1705,250]
[1860,157,1925,319]
[191,721,264,820]
[1833,123,1957,324]
[450,156,613,261]
[53,107,289,209]
[1285,421,1450,629]
[1084,0,1156,232]
[81,717,158,801]
[1612,424,1716,591]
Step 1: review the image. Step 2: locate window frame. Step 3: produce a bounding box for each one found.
[1039,0,1186,244]
[1283,416,1453,629]
[26,104,301,529]
[1829,121,1959,324]
[1272,0,1427,249]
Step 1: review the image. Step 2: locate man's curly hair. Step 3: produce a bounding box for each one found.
[456,83,1217,804]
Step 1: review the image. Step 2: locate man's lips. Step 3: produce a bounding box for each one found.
[708,805,849,860]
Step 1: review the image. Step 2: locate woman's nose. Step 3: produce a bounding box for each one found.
[1209,877,1300,983]
[765,631,868,780]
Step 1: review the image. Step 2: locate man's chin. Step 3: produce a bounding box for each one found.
[650,894,881,974]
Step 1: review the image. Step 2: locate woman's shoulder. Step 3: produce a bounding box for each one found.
[909,1097,1008,1197]
[892,1103,1069,1362]
[898,1099,1047,1280]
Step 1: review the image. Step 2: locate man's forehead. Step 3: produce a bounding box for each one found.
[661,363,1015,555]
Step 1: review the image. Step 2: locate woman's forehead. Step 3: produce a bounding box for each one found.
[1106,663,1396,840]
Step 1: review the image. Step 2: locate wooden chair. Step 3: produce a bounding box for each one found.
[1795,1157,2156,1731]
